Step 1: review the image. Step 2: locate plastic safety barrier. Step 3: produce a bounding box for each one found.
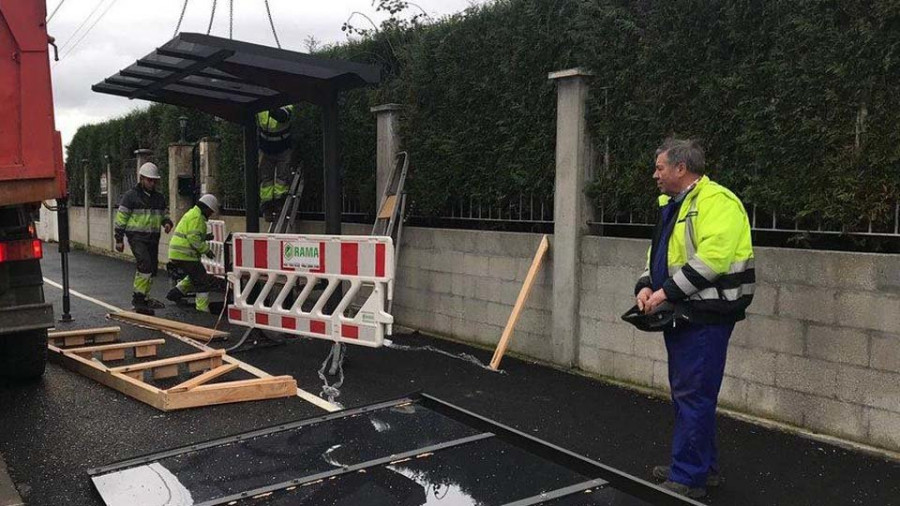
[227,233,394,347]
[201,219,226,276]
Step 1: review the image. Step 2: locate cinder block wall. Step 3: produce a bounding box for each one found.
[577,236,900,451]
[394,229,900,452]
[393,228,553,357]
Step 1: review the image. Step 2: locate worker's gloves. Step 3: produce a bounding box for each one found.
[205,250,216,259]
[205,233,215,241]
[115,241,124,253]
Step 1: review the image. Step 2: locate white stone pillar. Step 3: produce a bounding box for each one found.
[549,68,595,367]
[198,137,220,197]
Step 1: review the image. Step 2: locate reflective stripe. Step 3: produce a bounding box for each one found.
[195,293,209,312]
[133,272,152,295]
[729,258,754,273]
[117,205,132,213]
[176,277,193,292]
[673,269,698,296]
[687,256,718,282]
[722,284,756,300]
[688,287,720,301]
[684,197,699,258]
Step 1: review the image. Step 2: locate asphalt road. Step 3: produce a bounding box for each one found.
[0,246,897,505]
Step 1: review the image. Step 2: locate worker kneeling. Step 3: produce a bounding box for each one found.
[166,194,228,313]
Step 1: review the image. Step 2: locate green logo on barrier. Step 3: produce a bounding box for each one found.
[284,244,293,259]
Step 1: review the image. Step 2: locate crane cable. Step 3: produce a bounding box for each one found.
[173,0,189,36]
[263,0,281,48]
[206,0,217,35]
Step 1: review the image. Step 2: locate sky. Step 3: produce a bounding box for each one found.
[45,0,489,153]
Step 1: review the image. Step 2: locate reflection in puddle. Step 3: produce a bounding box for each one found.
[388,463,480,505]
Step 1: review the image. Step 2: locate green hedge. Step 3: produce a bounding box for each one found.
[66,0,900,233]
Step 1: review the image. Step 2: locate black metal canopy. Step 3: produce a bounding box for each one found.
[92,32,381,122]
[92,33,381,234]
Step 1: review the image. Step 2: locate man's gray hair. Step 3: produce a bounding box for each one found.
[656,138,705,175]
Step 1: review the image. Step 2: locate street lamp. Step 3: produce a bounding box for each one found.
[178,115,188,142]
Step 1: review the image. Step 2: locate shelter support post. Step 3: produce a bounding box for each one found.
[243,120,260,233]
[549,68,595,368]
[323,91,342,236]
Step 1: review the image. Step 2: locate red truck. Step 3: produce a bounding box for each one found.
[0,0,68,379]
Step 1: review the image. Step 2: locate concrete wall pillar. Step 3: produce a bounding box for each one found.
[198,137,220,197]
[168,143,194,225]
[549,68,595,367]
[134,148,153,179]
[370,104,403,209]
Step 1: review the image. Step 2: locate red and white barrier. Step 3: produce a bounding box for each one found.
[202,219,226,276]
[227,233,394,347]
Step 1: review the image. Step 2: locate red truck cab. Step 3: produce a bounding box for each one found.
[0,0,67,379]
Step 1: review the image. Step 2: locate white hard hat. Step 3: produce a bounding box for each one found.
[138,162,161,179]
[198,194,219,214]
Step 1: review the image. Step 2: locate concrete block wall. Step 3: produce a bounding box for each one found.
[575,236,900,452]
[393,228,553,358]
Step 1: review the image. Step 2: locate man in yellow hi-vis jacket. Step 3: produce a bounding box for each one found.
[635,138,754,499]
[166,194,227,313]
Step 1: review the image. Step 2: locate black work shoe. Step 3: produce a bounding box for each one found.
[652,465,721,487]
[145,297,166,309]
[132,293,155,316]
[660,480,706,499]
[166,287,185,303]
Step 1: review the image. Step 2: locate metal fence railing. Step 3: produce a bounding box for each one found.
[590,202,900,239]
[409,193,554,224]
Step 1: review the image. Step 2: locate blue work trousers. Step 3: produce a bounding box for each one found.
[664,321,735,488]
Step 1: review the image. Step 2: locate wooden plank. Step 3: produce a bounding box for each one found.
[377,195,397,219]
[169,363,239,392]
[109,350,225,374]
[163,376,297,410]
[100,349,126,361]
[152,364,180,380]
[48,326,121,339]
[48,344,166,410]
[162,330,340,412]
[112,311,228,341]
[490,235,550,371]
[63,339,166,355]
[187,355,223,374]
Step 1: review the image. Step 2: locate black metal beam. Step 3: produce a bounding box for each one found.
[119,69,276,99]
[322,89,341,235]
[243,118,260,233]
[130,49,234,100]
[86,396,416,476]
[135,58,248,85]
[418,394,703,506]
[195,433,494,506]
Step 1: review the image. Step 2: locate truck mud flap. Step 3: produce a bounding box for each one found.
[88,393,701,506]
[0,303,53,335]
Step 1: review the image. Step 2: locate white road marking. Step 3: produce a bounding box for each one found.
[42,277,338,412]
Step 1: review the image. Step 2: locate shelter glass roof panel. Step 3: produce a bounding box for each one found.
[92,32,381,123]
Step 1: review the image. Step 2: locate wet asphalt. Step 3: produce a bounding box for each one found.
[0,246,897,505]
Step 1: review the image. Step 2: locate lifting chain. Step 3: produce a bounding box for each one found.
[264,0,281,48]
[173,0,189,36]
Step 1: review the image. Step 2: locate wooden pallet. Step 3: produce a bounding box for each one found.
[48,326,120,347]
[48,327,296,411]
[109,311,229,343]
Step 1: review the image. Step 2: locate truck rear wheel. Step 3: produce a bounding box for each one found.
[0,329,48,380]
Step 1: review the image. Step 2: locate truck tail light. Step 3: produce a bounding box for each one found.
[0,239,43,263]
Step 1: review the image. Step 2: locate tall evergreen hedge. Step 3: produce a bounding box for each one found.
[66,0,900,234]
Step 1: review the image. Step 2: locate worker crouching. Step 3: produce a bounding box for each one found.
[166,194,228,313]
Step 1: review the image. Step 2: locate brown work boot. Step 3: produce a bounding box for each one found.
[652,465,721,487]
[660,480,706,499]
